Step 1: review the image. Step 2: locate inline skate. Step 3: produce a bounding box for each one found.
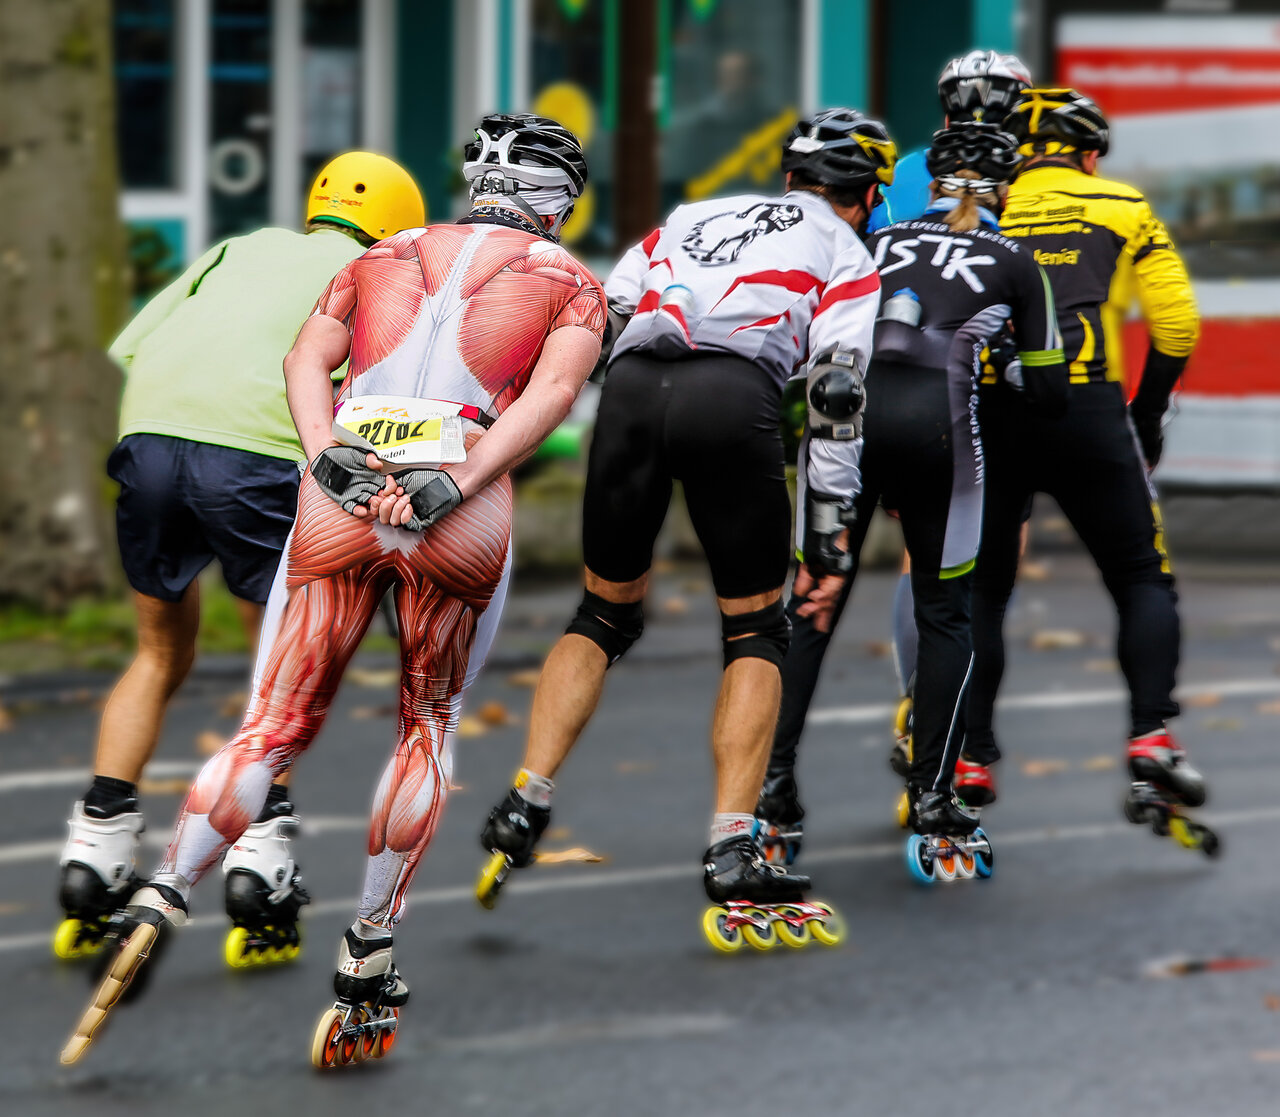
[754,766,804,865]
[1123,729,1219,857]
[700,833,843,952]
[54,802,145,960]
[60,884,187,1065]
[954,757,997,810]
[476,786,550,909]
[222,802,311,968]
[310,928,409,1069]
[904,787,994,885]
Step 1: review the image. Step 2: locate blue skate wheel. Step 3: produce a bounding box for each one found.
[905,834,934,885]
[973,828,994,879]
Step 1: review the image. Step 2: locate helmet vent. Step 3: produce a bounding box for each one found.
[354,183,366,193]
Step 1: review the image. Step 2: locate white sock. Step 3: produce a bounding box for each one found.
[710,812,755,845]
[514,768,554,809]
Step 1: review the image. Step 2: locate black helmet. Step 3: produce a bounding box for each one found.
[781,109,897,190]
[925,123,1021,188]
[1004,88,1110,157]
[462,113,588,197]
[938,50,1032,124]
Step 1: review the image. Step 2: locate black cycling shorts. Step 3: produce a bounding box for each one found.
[109,433,300,604]
[582,351,790,599]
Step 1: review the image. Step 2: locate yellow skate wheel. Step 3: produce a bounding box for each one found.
[775,909,813,949]
[894,697,912,745]
[284,942,302,962]
[1168,816,1196,849]
[476,851,509,909]
[895,792,910,830]
[311,1007,344,1070]
[225,926,250,969]
[53,919,85,960]
[374,1008,399,1058]
[808,903,846,948]
[743,916,779,952]
[701,906,744,953]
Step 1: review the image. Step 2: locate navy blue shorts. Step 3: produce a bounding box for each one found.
[108,434,301,604]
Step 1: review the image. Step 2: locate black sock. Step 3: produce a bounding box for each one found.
[83,775,138,819]
[254,782,294,823]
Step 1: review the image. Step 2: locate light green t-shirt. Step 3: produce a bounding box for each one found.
[112,226,364,461]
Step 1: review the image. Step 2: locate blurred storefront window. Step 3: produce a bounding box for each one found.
[302,0,363,188]
[115,0,178,189]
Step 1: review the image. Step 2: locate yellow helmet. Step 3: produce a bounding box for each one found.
[306,152,426,240]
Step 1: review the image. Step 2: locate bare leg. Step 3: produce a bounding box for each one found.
[94,587,201,782]
[712,589,784,814]
[522,569,646,778]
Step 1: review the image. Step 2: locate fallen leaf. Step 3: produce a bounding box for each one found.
[138,778,191,795]
[535,847,605,865]
[1019,560,1051,582]
[863,640,891,659]
[0,902,27,916]
[350,704,396,721]
[616,760,655,774]
[219,691,247,718]
[1201,716,1242,731]
[1020,759,1069,777]
[506,668,542,688]
[0,703,12,732]
[680,579,708,594]
[1030,629,1086,650]
[348,667,399,689]
[1264,995,1280,1012]
[1253,1050,1280,1062]
[455,715,487,738]
[1257,700,1280,716]
[544,826,572,841]
[476,700,516,727]
[1083,658,1119,673]
[196,730,225,755]
[652,558,677,574]
[1081,755,1117,771]
[1184,692,1221,709]
[661,596,689,615]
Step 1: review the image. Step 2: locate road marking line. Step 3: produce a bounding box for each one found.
[0,760,201,795]
[6,804,1277,957]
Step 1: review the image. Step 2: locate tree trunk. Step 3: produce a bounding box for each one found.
[0,0,127,606]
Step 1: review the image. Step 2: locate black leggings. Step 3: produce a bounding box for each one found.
[967,381,1179,758]
[582,351,791,599]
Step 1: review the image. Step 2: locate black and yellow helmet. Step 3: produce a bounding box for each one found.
[1005,87,1110,158]
[925,123,1021,188]
[781,109,897,189]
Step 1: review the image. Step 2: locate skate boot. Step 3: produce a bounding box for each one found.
[891,690,914,828]
[700,834,843,953]
[222,803,311,968]
[311,928,410,1069]
[476,787,550,909]
[954,757,998,810]
[904,786,993,885]
[61,884,187,1065]
[54,802,145,960]
[1123,729,1219,857]
[754,767,805,865]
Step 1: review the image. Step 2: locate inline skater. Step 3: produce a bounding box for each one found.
[969,89,1214,854]
[477,109,894,951]
[870,49,1034,811]
[61,114,605,1067]
[54,153,425,966]
[757,124,1067,880]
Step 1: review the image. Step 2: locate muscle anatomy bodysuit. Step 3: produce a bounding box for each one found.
[153,223,604,928]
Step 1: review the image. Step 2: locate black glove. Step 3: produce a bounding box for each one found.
[310,446,385,516]
[392,468,463,531]
[983,328,1018,380]
[1129,410,1164,469]
[1129,349,1188,470]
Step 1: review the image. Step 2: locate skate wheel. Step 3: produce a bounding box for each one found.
[374,1009,399,1058]
[476,851,509,910]
[934,847,958,882]
[807,903,845,947]
[895,791,910,830]
[1122,793,1146,825]
[311,1007,344,1070]
[774,908,813,949]
[905,834,934,885]
[743,917,779,952]
[53,919,86,960]
[701,907,744,953]
[1168,816,1197,850]
[973,829,994,879]
[339,1015,361,1064]
[224,926,250,969]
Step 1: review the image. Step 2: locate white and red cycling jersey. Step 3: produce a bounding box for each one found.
[607,189,880,502]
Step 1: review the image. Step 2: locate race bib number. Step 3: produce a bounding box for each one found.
[332,395,468,465]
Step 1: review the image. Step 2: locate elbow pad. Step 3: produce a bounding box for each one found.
[807,348,866,441]
[804,491,857,577]
[590,306,632,384]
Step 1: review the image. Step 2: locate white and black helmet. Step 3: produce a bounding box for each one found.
[938,50,1033,123]
[463,113,587,197]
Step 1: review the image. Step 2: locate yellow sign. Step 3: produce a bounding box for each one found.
[532,82,595,148]
[684,107,797,201]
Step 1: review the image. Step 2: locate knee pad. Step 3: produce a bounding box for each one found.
[721,600,790,669]
[565,590,644,666]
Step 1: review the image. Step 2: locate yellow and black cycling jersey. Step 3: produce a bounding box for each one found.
[995,163,1199,387]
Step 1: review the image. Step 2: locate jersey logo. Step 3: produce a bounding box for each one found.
[680,203,803,265]
[873,232,998,293]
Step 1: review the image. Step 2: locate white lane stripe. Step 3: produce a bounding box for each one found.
[4,804,1277,956]
[0,760,202,795]
[807,677,1280,727]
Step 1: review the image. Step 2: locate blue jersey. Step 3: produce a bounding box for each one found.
[868,149,931,233]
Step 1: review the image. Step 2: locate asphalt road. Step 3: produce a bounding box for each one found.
[2,552,1279,1117]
